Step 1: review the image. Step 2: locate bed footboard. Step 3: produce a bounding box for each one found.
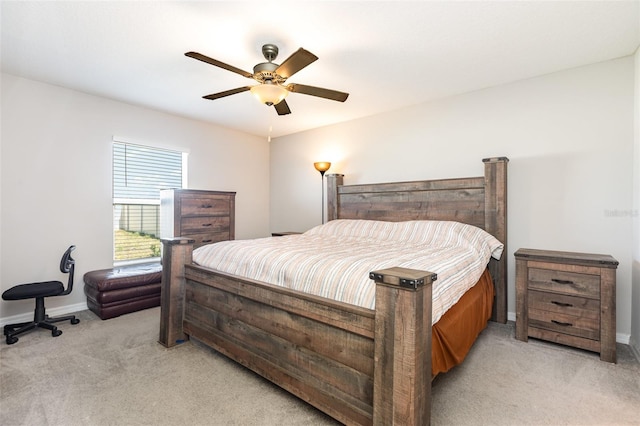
[159,239,436,425]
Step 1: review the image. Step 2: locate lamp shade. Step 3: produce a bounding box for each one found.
[314,162,331,173]
[250,83,288,106]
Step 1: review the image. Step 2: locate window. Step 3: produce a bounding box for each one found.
[113,141,186,263]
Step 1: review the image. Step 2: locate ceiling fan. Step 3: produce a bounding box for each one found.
[185,44,349,115]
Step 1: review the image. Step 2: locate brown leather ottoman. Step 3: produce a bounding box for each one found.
[84,263,162,320]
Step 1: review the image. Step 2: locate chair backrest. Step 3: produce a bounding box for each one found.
[58,245,76,296]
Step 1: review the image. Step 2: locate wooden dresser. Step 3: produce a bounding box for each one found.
[160,189,236,249]
[515,248,618,362]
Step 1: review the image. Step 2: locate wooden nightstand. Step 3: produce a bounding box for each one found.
[514,248,618,362]
[271,231,303,237]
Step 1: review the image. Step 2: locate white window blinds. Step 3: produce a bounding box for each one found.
[113,142,183,200]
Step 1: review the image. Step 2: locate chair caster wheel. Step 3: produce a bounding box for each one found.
[52,329,62,337]
[71,318,80,325]
[6,336,18,345]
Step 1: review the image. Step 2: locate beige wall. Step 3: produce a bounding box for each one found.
[0,73,270,320]
[632,47,640,356]
[271,57,636,342]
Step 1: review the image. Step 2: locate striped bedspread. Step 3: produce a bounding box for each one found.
[192,219,503,324]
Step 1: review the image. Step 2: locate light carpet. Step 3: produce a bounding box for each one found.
[1,307,638,425]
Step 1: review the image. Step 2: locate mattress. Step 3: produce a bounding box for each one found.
[193,219,503,324]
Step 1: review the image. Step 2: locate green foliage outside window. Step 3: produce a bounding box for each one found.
[114,229,161,261]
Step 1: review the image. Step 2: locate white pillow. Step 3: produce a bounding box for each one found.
[306,219,503,260]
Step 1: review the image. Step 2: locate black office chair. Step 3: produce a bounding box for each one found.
[2,245,80,345]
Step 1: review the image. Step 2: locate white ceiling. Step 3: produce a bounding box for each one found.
[2,1,639,139]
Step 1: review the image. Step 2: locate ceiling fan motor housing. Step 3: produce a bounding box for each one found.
[253,62,286,85]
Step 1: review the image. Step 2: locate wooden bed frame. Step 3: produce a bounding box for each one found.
[159,157,508,425]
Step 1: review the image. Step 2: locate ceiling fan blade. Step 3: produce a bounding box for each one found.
[203,86,251,100]
[286,83,349,102]
[275,48,318,79]
[274,99,292,115]
[185,52,254,79]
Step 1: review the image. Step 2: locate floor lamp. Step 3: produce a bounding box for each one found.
[313,162,331,224]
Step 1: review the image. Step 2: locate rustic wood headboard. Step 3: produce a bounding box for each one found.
[326,157,508,323]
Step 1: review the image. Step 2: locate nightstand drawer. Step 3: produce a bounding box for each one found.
[528,267,600,298]
[528,310,600,340]
[528,290,600,340]
[528,290,600,318]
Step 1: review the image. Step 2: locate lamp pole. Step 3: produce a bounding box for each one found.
[313,162,331,224]
[320,171,326,224]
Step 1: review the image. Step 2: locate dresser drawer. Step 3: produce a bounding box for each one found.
[181,216,230,234]
[185,231,231,249]
[180,196,231,216]
[528,267,600,298]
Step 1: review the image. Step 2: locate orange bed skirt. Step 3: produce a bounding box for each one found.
[432,268,494,376]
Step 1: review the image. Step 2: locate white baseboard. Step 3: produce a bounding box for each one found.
[0,302,88,328]
[506,311,630,345]
[616,332,631,345]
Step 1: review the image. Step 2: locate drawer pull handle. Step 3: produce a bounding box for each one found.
[201,204,213,208]
[202,223,212,227]
[202,239,213,243]
[551,301,573,307]
[551,320,573,327]
[551,278,574,285]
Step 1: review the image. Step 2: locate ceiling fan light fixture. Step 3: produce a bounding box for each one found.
[187,45,349,115]
[250,83,288,106]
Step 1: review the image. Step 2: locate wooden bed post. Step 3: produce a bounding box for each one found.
[326,173,344,222]
[483,157,508,324]
[159,237,194,348]
[369,267,437,426]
